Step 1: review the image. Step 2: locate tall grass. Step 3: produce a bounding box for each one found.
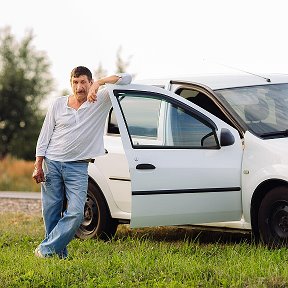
[1,212,288,287]
[0,156,40,192]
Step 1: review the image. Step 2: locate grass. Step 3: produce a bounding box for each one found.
[1,158,288,286]
[0,156,40,192]
[1,212,288,287]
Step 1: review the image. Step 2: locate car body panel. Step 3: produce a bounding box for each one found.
[241,131,288,222]
[88,158,130,220]
[97,135,131,213]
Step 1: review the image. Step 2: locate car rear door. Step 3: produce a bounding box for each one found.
[106,84,243,228]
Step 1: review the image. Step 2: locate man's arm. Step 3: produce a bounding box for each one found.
[32,99,56,183]
[88,73,132,103]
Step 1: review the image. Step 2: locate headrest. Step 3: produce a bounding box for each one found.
[244,99,269,122]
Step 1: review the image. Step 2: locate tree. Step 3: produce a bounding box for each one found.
[115,46,132,73]
[0,27,53,160]
[94,46,134,80]
[94,62,107,80]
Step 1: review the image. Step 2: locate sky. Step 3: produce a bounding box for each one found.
[1,0,288,104]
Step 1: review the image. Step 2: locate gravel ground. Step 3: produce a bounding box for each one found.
[0,198,41,214]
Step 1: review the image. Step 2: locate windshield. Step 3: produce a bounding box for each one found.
[216,84,288,138]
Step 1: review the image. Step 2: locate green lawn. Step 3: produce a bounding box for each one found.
[0,212,288,287]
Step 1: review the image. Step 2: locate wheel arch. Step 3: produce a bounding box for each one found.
[250,178,288,239]
[88,176,113,219]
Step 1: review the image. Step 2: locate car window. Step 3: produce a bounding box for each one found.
[166,104,218,148]
[216,84,288,137]
[108,97,161,139]
[113,90,219,149]
[108,109,120,134]
[176,88,232,125]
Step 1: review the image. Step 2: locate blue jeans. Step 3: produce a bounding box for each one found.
[38,158,88,258]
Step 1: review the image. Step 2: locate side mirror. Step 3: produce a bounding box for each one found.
[220,128,235,146]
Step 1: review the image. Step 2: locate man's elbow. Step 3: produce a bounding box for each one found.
[120,73,132,85]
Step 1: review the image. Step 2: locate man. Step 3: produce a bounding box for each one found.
[32,66,132,258]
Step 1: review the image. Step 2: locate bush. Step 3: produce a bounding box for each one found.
[0,156,40,192]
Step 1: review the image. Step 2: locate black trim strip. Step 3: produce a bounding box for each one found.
[109,177,131,182]
[132,187,241,196]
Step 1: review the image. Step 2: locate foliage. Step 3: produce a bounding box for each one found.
[0,27,53,160]
[115,46,132,73]
[0,156,40,191]
[94,46,133,79]
[1,213,288,287]
[94,62,107,79]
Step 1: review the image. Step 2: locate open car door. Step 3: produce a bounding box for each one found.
[106,84,243,228]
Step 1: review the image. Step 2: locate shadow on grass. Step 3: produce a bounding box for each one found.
[115,225,254,245]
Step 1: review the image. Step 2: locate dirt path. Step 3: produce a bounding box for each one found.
[0,198,41,214]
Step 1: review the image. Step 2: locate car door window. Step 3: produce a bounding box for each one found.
[108,95,162,144]
[167,104,218,148]
[114,90,219,149]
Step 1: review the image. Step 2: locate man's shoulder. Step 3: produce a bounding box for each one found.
[46,96,68,114]
[56,95,69,102]
[51,95,68,106]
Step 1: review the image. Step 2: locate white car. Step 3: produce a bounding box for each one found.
[76,73,288,246]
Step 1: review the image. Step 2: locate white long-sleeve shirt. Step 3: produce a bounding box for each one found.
[36,73,131,161]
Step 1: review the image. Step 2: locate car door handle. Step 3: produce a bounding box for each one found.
[136,163,156,170]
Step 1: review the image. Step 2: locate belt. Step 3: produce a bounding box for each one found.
[76,159,95,163]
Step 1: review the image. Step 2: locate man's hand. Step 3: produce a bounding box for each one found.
[32,156,45,184]
[87,74,123,103]
[87,81,101,103]
[32,167,45,183]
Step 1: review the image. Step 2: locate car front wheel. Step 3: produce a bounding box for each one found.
[258,186,288,247]
[76,180,118,240]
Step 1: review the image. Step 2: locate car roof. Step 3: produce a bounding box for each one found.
[135,73,288,90]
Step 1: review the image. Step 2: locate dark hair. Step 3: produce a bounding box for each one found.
[70,66,92,82]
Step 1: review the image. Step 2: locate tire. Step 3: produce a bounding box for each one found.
[76,180,118,240]
[258,186,288,247]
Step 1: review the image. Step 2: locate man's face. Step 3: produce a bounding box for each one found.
[71,75,92,101]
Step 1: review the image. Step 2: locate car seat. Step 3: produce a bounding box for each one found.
[244,99,269,133]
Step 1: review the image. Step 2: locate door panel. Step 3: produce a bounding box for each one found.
[106,84,243,228]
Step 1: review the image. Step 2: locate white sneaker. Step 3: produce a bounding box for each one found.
[34,247,45,258]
